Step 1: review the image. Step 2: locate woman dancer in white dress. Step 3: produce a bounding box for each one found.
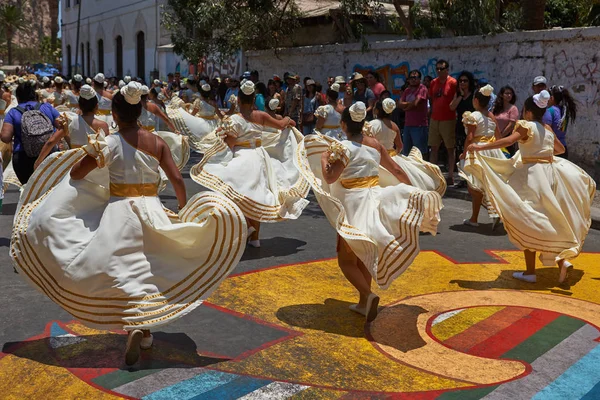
[65,74,84,110]
[92,73,114,129]
[139,85,178,133]
[370,98,446,196]
[464,90,596,284]
[11,81,247,365]
[267,98,283,120]
[459,85,506,229]
[34,85,110,169]
[190,80,309,248]
[295,102,443,321]
[314,84,345,140]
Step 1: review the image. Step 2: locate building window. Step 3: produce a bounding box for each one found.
[136,31,145,80]
[67,45,72,76]
[98,39,104,73]
[66,0,71,8]
[115,36,123,77]
[86,42,90,76]
[80,42,85,75]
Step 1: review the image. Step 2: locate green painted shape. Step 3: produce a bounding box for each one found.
[92,359,176,390]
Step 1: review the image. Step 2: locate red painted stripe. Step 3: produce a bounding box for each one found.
[443,307,534,353]
[467,309,560,358]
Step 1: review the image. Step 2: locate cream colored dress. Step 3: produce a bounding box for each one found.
[1,98,21,190]
[295,135,443,289]
[190,114,310,222]
[458,111,506,218]
[10,131,247,330]
[65,90,79,109]
[167,99,220,153]
[369,119,446,196]
[95,93,114,131]
[464,120,596,265]
[314,104,345,140]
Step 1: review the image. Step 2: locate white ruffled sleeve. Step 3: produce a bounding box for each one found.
[462,111,478,127]
[327,141,350,167]
[314,105,328,119]
[82,131,111,168]
[515,120,534,144]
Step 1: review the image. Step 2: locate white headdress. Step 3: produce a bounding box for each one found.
[141,85,150,95]
[479,84,494,97]
[120,81,143,105]
[330,83,340,93]
[123,75,131,84]
[18,77,25,84]
[73,74,83,82]
[201,83,211,92]
[54,76,64,84]
[240,80,255,95]
[93,73,105,84]
[42,76,50,83]
[86,77,92,84]
[268,98,280,111]
[533,90,551,109]
[118,80,126,89]
[349,102,367,122]
[79,84,96,100]
[153,79,161,86]
[0,71,5,81]
[382,98,396,114]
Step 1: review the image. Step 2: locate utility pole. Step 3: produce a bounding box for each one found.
[74,0,82,75]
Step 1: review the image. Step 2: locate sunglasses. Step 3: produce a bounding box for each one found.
[436,67,448,72]
[459,79,469,83]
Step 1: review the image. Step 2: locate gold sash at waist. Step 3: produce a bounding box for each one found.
[323,125,341,129]
[340,175,379,189]
[96,109,111,116]
[71,144,83,149]
[110,183,158,197]
[473,135,496,143]
[235,139,262,148]
[388,149,398,157]
[522,156,553,164]
[68,103,79,108]
[0,110,5,116]
[199,114,217,120]
[141,125,156,132]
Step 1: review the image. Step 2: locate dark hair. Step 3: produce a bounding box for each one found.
[374,100,393,119]
[424,75,433,82]
[16,82,37,103]
[458,71,476,94]
[326,88,338,101]
[72,79,83,91]
[341,107,365,135]
[255,82,268,98]
[381,90,392,98]
[250,70,259,80]
[437,59,449,69]
[149,87,161,99]
[523,96,547,121]
[474,91,491,108]
[315,82,323,93]
[492,86,517,115]
[549,85,578,126]
[167,73,174,77]
[408,69,422,79]
[367,70,381,82]
[79,95,98,113]
[239,91,255,105]
[112,91,142,123]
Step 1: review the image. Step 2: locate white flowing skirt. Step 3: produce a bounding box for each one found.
[464,150,596,265]
[379,147,446,196]
[167,106,220,153]
[295,134,443,289]
[10,149,247,330]
[190,127,310,222]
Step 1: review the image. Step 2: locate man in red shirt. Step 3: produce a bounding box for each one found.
[399,69,429,156]
[429,59,458,185]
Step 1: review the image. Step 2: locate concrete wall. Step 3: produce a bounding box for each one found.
[246,27,600,169]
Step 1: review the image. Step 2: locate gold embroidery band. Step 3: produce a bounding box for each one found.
[522,156,553,164]
[473,135,496,143]
[340,175,379,189]
[110,183,158,197]
[96,109,111,116]
[71,144,83,149]
[388,149,398,157]
[199,114,218,120]
[235,139,262,148]
[141,125,156,132]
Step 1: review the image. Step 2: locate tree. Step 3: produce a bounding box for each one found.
[47,0,60,51]
[522,0,546,30]
[0,3,28,65]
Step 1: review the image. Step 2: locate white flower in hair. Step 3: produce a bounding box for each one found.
[331,83,340,93]
[533,90,551,109]
[94,73,105,84]
[79,84,97,100]
[118,80,125,88]
[86,78,92,84]
[73,74,83,82]
[29,79,37,86]
[349,101,367,122]
[42,76,50,83]
[121,81,144,105]
[382,98,396,114]
[141,85,150,95]
[479,84,494,97]
[269,98,280,111]
[240,80,255,95]
[123,75,131,84]
[202,83,211,92]
[54,76,64,84]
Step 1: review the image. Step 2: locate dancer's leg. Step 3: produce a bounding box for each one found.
[338,238,372,308]
[524,250,536,275]
[468,186,483,223]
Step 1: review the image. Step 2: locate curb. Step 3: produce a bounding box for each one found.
[444,187,600,231]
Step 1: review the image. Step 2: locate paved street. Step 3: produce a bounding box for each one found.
[1,154,600,399]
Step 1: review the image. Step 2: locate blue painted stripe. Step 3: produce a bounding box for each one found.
[582,380,600,400]
[190,375,272,400]
[532,344,600,400]
[50,322,68,337]
[142,370,239,400]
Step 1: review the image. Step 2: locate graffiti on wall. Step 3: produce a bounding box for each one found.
[199,51,243,80]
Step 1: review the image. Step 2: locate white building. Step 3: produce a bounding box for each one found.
[61,0,189,81]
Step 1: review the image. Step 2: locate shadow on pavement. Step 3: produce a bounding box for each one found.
[276,298,366,338]
[0,237,9,247]
[368,304,428,352]
[0,202,17,216]
[242,237,307,260]
[449,222,507,237]
[450,267,584,294]
[2,331,227,371]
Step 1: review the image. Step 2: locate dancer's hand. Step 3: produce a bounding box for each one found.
[467,144,481,153]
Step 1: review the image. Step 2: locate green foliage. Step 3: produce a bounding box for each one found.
[545,0,599,27]
[39,36,61,64]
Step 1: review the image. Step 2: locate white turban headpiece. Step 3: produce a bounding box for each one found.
[73,74,83,82]
[240,80,255,95]
[479,84,494,97]
[330,83,340,93]
[533,90,551,109]
[0,71,5,81]
[54,76,64,84]
[79,84,96,100]
[141,85,149,95]
[349,102,367,122]
[118,80,126,89]
[382,98,396,114]
[153,79,161,86]
[86,77,92,84]
[268,98,280,111]
[93,73,105,84]
[42,76,50,83]
[123,75,131,84]
[201,83,211,92]
[120,81,143,105]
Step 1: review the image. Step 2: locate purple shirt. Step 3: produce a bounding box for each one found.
[542,105,566,146]
[401,84,429,127]
[5,101,59,153]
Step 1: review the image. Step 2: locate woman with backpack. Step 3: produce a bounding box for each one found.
[0,79,60,184]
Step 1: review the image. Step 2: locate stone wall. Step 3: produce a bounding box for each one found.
[245,27,600,170]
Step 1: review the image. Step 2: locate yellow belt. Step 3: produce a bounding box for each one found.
[110,183,158,197]
[199,114,217,120]
[340,176,379,189]
[388,149,398,157]
[235,139,262,148]
[96,109,111,116]
[0,111,4,116]
[68,103,79,108]
[323,125,341,129]
[522,156,553,164]
[473,135,496,143]
[141,125,156,132]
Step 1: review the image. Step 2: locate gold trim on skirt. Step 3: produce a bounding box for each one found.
[141,125,156,132]
[388,149,398,157]
[110,183,159,197]
[340,175,379,189]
